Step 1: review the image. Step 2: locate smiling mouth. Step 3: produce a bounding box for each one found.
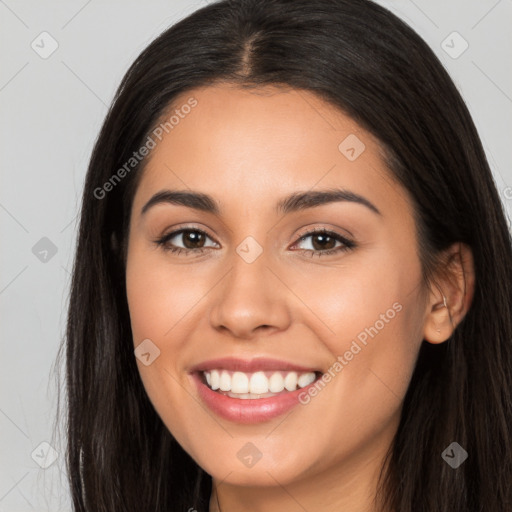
[198,369,324,399]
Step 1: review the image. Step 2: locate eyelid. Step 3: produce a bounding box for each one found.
[152,224,220,256]
[295,224,348,238]
[160,223,219,243]
[154,223,356,256]
[290,225,355,250]
[157,224,352,243]
[292,225,354,243]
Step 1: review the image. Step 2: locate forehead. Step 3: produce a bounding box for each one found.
[131,83,410,220]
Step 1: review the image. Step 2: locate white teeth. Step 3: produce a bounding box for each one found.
[202,369,318,396]
[219,370,231,391]
[210,370,220,390]
[249,371,268,394]
[231,372,249,394]
[298,372,316,388]
[269,372,285,393]
[284,372,298,391]
[227,392,253,399]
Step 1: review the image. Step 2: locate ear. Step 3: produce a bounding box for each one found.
[423,242,475,344]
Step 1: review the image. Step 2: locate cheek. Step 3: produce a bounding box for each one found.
[125,245,203,442]
[125,245,209,343]
[288,262,424,463]
[291,244,424,399]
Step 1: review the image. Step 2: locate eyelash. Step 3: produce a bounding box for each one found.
[153,226,356,258]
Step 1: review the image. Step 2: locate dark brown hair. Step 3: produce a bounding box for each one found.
[56,0,512,510]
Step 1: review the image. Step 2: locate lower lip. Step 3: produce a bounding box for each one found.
[191,372,319,424]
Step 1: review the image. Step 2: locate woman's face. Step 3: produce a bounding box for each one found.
[126,84,428,492]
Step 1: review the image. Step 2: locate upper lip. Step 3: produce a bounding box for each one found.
[189,357,321,374]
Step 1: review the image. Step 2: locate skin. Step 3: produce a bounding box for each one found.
[125,83,474,512]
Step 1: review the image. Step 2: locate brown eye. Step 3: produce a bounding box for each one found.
[308,232,337,251]
[180,230,207,249]
[155,228,219,255]
[292,228,356,258]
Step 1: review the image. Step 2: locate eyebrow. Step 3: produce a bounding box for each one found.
[140,188,381,217]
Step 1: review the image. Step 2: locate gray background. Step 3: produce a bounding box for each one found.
[1,0,511,510]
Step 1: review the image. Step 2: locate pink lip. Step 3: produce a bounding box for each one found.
[190,369,322,425]
[188,356,320,373]
[191,359,322,424]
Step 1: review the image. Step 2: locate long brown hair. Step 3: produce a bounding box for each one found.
[56,0,512,510]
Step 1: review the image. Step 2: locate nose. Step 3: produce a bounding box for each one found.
[208,246,292,340]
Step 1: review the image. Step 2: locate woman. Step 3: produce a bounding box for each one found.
[60,0,512,510]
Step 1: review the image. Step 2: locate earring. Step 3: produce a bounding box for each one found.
[435,295,448,333]
[433,294,448,311]
[437,294,452,335]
